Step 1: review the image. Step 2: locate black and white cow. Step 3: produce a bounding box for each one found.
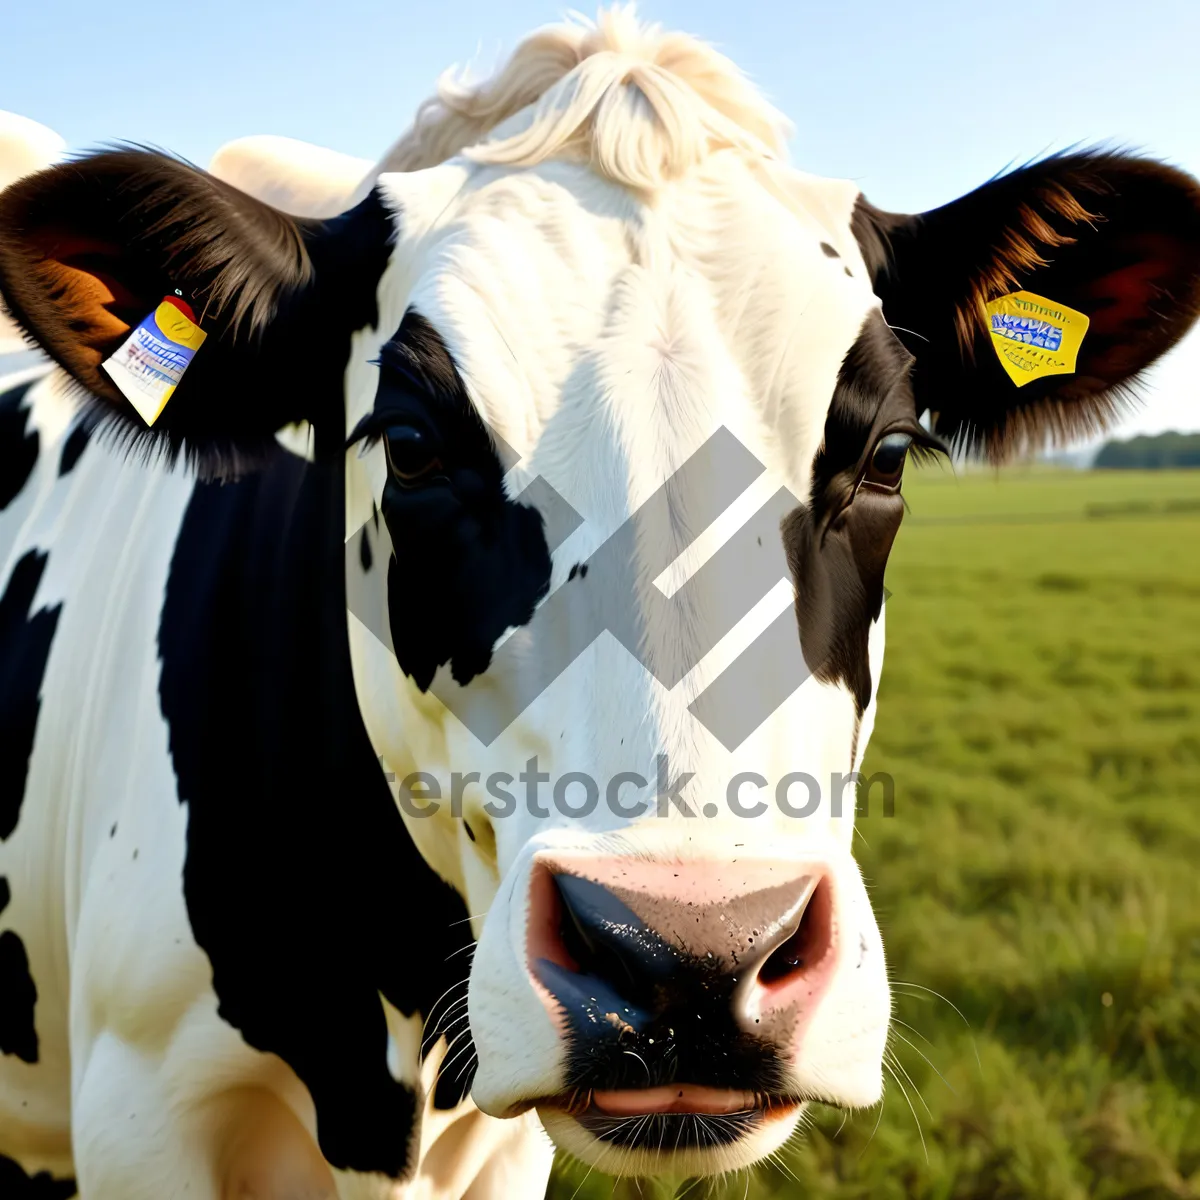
[1,11,1198,1199]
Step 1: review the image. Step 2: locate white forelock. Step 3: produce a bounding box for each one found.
[378,4,792,190]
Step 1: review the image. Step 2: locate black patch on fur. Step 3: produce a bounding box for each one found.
[351,310,552,692]
[0,551,62,840]
[0,554,48,1070]
[820,241,840,258]
[0,381,38,511]
[159,447,475,1180]
[0,930,39,1062]
[57,421,90,477]
[0,877,9,914]
[0,1156,75,1200]
[785,312,918,712]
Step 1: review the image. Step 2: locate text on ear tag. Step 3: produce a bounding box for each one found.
[100,295,207,426]
[985,290,1089,387]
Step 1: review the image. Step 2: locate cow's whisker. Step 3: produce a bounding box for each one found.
[421,985,471,1052]
[446,910,490,931]
[421,977,470,1036]
[883,1058,928,1164]
[566,1154,598,1200]
[890,1026,956,1096]
[858,1091,887,1161]
[766,1146,801,1187]
[621,1048,652,1085]
[439,1029,479,1083]
[889,1015,935,1048]
[890,979,982,1070]
[452,1043,479,1086]
[886,1047,932,1121]
[431,1024,469,1066]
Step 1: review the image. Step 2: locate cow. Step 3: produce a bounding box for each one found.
[1,9,1198,1199]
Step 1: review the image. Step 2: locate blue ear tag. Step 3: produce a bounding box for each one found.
[101,294,207,426]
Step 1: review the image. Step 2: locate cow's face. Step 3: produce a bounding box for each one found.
[340,155,905,1172]
[2,90,1198,1186]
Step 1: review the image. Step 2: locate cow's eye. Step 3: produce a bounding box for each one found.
[384,425,443,486]
[863,432,912,490]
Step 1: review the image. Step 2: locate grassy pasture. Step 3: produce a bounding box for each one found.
[550,466,1200,1200]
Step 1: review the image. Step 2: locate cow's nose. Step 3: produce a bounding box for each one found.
[526,859,838,1068]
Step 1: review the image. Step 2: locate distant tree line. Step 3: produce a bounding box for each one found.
[1094,431,1200,469]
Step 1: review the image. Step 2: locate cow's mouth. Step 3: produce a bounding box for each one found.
[539,1085,801,1149]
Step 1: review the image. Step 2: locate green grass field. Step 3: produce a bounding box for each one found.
[549,466,1200,1200]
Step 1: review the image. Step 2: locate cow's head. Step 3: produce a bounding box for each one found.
[2,11,1199,1181]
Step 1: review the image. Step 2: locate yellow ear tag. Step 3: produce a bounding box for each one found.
[984,290,1089,387]
[101,296,207,426]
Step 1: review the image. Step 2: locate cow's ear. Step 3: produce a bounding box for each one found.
[854,152,1200,460]
[0,148,393,478]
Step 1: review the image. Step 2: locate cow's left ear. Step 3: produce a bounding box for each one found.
[854,151,1200,460]
[0,148,394,478]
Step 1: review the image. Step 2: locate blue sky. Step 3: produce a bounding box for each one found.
[3,0,1198,434]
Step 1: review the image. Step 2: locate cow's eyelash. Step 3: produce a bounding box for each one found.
[346,407,440,452]
[347,351,440,451]
[372,342,439,388]
[346,409,388,450]
[896,424,949,465]
[846,422,947,492]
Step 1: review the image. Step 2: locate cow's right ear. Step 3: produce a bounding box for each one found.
[852,152,1200,461]
[0,148,394,478]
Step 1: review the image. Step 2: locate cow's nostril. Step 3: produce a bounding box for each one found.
[552,873,678,996]
[526,862,578,975]
[555,875,612,978]
[758,877,833,987]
